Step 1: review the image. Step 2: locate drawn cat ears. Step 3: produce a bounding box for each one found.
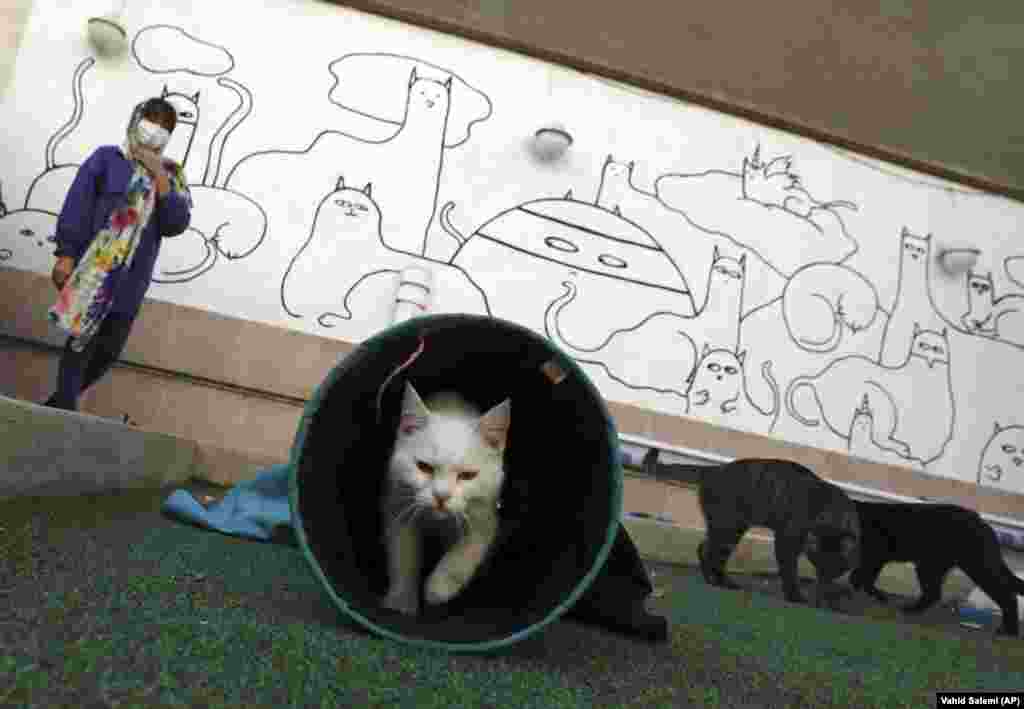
[334,176,372,197]
[900,226,933,241]
[603,154,635,169]
[408,66,454,89]
[911,322,949,338]
[699,344,747,364]
[161,84,201,103]
[994,421,1005,436]
[855,393,873,416]
[711,245,747,267]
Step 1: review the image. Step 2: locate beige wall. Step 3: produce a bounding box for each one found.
[0,0,32,99]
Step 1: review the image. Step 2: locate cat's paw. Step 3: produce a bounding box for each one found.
[424,568,468,606]
[381,589,419,616]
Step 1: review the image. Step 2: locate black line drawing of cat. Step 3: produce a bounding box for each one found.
[786,323,955,466]
[845,394,910,466]
[960,270,1024,347]
[543,280,698,398]
[542,246,746,397]
[741,144,857,218]
[685,345,780,432]
[878,228,946,367]
[596,155,635,216]
[654,147,858,280]
[977,422,1024,487]
[280,175,489,326]
[782,262,881,353]
[159,84,201,169]
[226,57,490,263]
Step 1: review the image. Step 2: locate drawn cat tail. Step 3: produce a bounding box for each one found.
[642,449,708,486]
[543,281,583,354]
[785,377,821,427]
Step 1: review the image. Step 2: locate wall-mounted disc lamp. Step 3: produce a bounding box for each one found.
[529,122,573,163]
[87,0,129,58]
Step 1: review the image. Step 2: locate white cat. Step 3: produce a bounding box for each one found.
[381,383,511,615]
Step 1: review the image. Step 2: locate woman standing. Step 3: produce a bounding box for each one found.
[44,96,192,411]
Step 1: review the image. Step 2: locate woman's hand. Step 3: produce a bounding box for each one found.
[135,147,171,196]
[52,256,75,291]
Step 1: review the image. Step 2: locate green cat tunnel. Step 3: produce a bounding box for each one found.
[288,313,625,652]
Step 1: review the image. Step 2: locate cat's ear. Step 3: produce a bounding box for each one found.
[564,189,574,200]
[912,322,921,336]
[478,399,512,452]
[712,245,720,261]
[736,350,747,366]
[192,90,201,102]
[362,183,372,198]
[604,154,613,166]
[408,66,419,86]
[627,160,635,171]
[941,326,948,338]
[701,343,711,358]
[738,253,747,268]
[900,226,909,237]
[161,84,169,98]
[399,383,430,435]
[613,205,622,216]
[443,76,453,89]
[994,421,1004,436]
[336,175,346,190]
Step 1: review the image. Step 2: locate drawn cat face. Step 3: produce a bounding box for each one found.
[709,245,747,285]
[603,155,635,181]
[979,422,1024,483]
[407,68,452,115]
[389,383,511,522]
[159,85,200,167]
[687,345,746,397]
[909,322,950,368]
[966,270,995,306]
[325,176,378,223]
[899,227,931,264]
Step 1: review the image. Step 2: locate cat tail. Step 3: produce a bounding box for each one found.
[45,57,94,171]
[762,361,781,431]
[784,291,843,354]
[642,448,708,486]
[207,77,254,188]
[543,281,608,356]
[785,376,822,427]
[439,201,467,245]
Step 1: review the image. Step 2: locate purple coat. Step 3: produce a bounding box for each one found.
[52,145,192,318]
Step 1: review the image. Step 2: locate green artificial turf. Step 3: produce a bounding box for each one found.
[2,487,1023,708]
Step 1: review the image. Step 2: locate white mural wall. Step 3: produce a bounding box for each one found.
[3,0,1024,494]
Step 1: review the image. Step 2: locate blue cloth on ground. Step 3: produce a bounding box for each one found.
[161,463,293,541]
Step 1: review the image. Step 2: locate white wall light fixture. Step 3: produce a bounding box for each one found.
[937,246,981,277]
[529,122,573,163]
[87,0,129,58]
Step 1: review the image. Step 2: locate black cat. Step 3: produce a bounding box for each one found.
[850,501,1024,636]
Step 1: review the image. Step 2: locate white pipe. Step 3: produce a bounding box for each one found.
[618,432,1024,538]
[391,265,433,325]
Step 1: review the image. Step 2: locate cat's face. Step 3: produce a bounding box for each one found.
[900,229,930,264]
[709,247,746,286]
[688,346,745,395]
[160,85,200,127]
[980,423,1024,483]
[326,177,378,224]
[603,156,634,181]
[408,75,451,114]
[967,271,994,305]
[388,383,511,524]
[909,323,950,367]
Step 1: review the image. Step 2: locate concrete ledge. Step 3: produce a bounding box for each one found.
[0,395,198,499]
[623,516,975,603]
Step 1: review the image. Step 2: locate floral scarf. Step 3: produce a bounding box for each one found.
[48,134,190,352]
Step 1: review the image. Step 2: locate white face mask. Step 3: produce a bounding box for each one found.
[135,119,171,151]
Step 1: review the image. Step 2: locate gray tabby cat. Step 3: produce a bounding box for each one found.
[645,455,859,606]
[381,383,511,615]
